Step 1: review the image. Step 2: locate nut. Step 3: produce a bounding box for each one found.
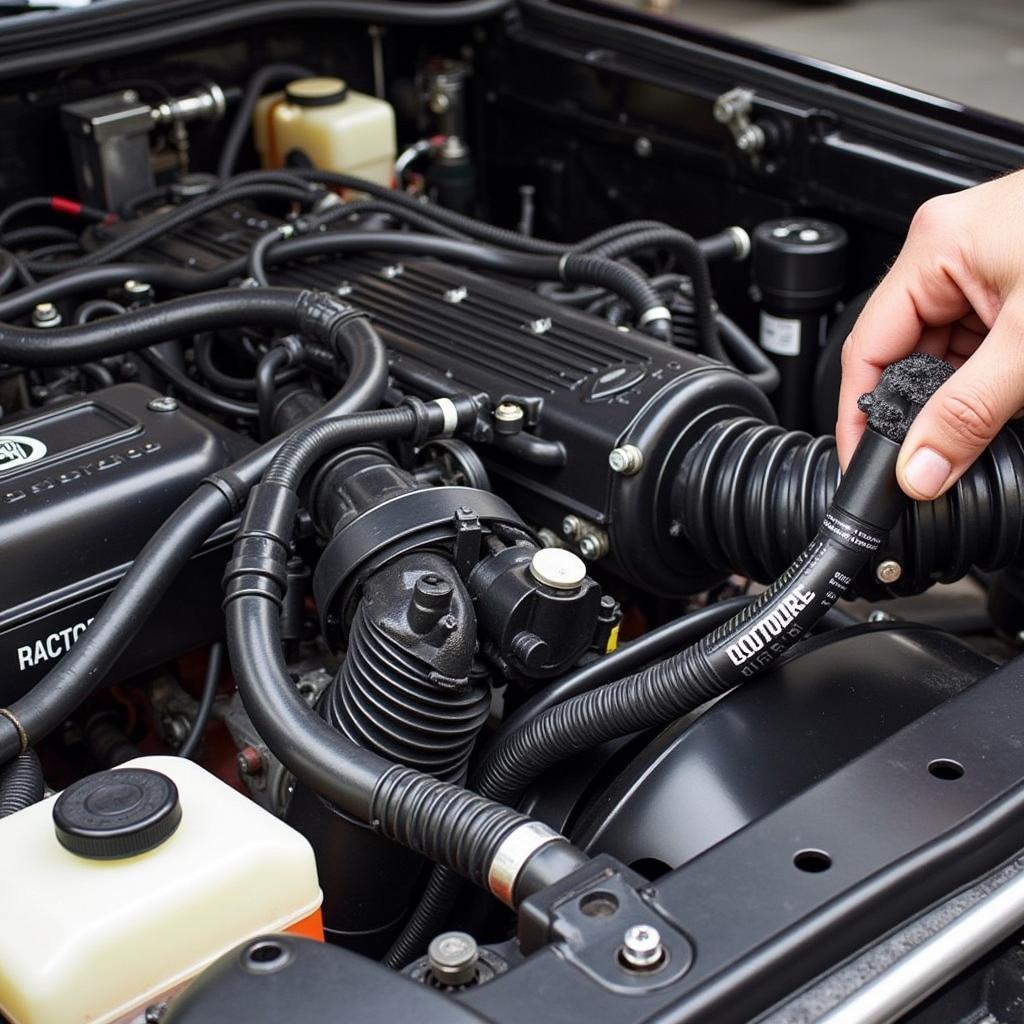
[147,396,179,413]
[561,514,583,540]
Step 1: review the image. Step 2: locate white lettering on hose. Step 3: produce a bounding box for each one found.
[16,617,94,671]
[726,587,816,667]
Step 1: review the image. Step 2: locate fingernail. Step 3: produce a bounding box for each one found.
[903,447,952,499]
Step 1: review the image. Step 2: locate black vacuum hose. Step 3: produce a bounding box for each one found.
[256,231,673,339]
[0,750,44,818]
[0,294,388,764]
[224,400,589,903]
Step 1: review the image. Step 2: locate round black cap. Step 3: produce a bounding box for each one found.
[752,218,849,306]
[53,768,182,860]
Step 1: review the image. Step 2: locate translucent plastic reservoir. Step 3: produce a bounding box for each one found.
[253,76,396,187]
[0,755,322,1024]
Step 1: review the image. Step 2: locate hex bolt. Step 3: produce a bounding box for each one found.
[427,931,479,987]
[147,396,179,413]
[608,444,644,476]
[876,559,903,584]
[561,514,583,540]
[31,302,62,329]
[634,136,652,158]
[735,124,765,155]
[620,924,666,971]
[578,531,609,561]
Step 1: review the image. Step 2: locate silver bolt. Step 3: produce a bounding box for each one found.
[381,263,404,279]
[876,559,903,584]
[444,285,469,304]
[634,136,652,158]
[621,924,665,971]
[526,317,552,335]
[868,609,896,623]
[494,402,524,424]
[608,444,644,476]
[578,531,609,561]
[124,279,154,297]
[561,514,583,540]
[427,931,479,987]
[798,228,821,243]
[335,281,353,297]
[31,302,61,328]
[148,396,179,413]
[712,97,734,123]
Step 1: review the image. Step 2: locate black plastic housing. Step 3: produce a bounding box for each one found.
[0,383,247,698]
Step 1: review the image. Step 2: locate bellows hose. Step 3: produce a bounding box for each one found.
[224,398,589,906]
[674,360,1024,596]
[473,355,950,808]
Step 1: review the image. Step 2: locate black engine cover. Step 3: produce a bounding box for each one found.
[0,383,246,698]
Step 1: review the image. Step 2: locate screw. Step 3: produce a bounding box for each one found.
[608,444,644,476]
[578,531,609,561]
[621,924,666,971]
[526,317,552,335]
[428,931,479,987]
[381,263,404,279]
[31,302,61,328]
[237,745,263,777]
[444,285,469,304]
[147,396,179,413]
[713,97,734,123]
[876,559,903,584]
[634,136,652,158]
[562,514,583,540]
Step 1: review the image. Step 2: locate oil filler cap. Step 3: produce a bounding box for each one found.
[53,768,182,860]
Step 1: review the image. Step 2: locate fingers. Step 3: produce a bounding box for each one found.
[836,194,974,467]
[897,293,1024,499]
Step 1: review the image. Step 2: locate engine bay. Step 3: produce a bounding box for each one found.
[2,2,1024,1023]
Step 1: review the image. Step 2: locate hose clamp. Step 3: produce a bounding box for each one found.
[638,305,672,327]
[431,397,459,437]
[0,708,29,755]
[488,821,563,906]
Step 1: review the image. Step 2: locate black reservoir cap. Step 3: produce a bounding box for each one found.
[53,767,181,860]
[752,218,848,307]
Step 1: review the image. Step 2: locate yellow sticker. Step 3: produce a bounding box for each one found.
[605,623,621,654]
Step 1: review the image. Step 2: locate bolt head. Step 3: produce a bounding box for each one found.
[876,559,903,584]
[561,514,582,540]
[608,444,644,476]
[237,746,263,777]
[621,924,665,970]
[634,136,652,158]
[147,396,179,413]
[428,931,478,986]
[578,533,608,561]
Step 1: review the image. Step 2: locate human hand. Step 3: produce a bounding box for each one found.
[837,170,1024,499]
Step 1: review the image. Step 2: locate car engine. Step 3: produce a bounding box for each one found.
[1,3,1024,1023]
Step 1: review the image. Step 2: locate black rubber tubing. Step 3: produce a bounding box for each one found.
[0,750,44,817]
[254,231,673,339]
[177,641,224,760]
[473,426,908,809]
[224,402,589,895]
[217,63,313,180]
[589,226,719,358]
[0,290,389,764]
[138,346,259,419]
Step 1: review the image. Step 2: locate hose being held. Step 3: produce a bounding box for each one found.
[476,354,952,806]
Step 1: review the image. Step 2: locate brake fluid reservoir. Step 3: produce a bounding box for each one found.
[253,77,396,187]
[0,756,323,1024]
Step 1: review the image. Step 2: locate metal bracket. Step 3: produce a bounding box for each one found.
[713,87,766,162]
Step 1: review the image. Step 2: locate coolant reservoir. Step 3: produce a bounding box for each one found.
[253,76,396,187]
[0,755,322,1024]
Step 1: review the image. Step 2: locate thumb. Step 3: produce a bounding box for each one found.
[897,299,1024,500]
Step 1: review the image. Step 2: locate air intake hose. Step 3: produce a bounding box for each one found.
[474,354,952,807]
[673,368,1024,597]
